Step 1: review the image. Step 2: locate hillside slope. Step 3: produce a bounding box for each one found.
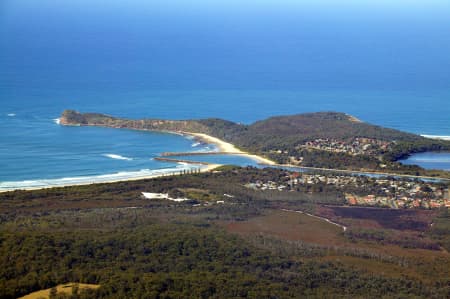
[60,110,425,144]
[60,110,450,172]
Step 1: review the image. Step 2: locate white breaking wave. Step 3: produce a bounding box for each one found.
[53,118,61,125]
[193,145,218,153]
[191,142,201,147]
[421,134,450,141]
[103,154,133,161]
[0,164,204,192]
[7,113,16,117]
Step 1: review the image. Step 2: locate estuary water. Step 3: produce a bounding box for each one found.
[400,152,450,171]
[1,1,450,190]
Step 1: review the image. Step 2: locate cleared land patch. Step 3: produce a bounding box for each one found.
[18,283,100,299]
[225,209,345,246]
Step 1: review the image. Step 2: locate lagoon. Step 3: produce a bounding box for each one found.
[400,152,450,171]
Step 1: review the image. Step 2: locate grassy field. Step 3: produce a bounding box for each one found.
[18,283,100,299]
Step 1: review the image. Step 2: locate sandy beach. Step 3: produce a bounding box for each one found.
[0,163,222,193]
[185,132,276,165]
[185,132,242,153]
[0,131,274,193]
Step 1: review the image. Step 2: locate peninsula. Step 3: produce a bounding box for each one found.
[60,110,276,165]
[60,110,450,178]
[2,112,450,299]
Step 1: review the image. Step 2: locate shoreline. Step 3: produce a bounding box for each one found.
[0,163,222,193]
[421,134,450,141]
[2,127,448,193]
[182,132,276,165]
[9,121,448,193]
[0,127,276,193]
[63,122,276,164]
[270,163,450,182]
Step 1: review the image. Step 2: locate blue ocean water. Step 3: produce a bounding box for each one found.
[1,1,450,190]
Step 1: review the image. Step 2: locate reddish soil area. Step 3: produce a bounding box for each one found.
[225,209,346,246]
[316,206,436,231]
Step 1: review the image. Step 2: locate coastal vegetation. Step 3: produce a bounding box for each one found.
[2,112,447,298]
[1,167,449,298]
[5,1,450,298]
[60,110,450,178]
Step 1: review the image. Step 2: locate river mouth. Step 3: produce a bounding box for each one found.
[400,152,450,171]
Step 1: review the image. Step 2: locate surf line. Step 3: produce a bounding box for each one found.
[421,134,450,141]
[281,208,347,232]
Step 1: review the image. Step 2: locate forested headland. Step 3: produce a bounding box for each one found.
[60,110,450,177]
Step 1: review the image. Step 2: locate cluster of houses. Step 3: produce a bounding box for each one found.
[343,178,450,208]
[245,173,450,209]
[245,174,361,191]
[345,193,450,209]
[298,137,392,156]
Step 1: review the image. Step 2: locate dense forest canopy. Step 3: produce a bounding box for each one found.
[1,167,450,298]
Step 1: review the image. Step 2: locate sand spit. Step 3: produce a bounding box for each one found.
[183,132,276,165]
